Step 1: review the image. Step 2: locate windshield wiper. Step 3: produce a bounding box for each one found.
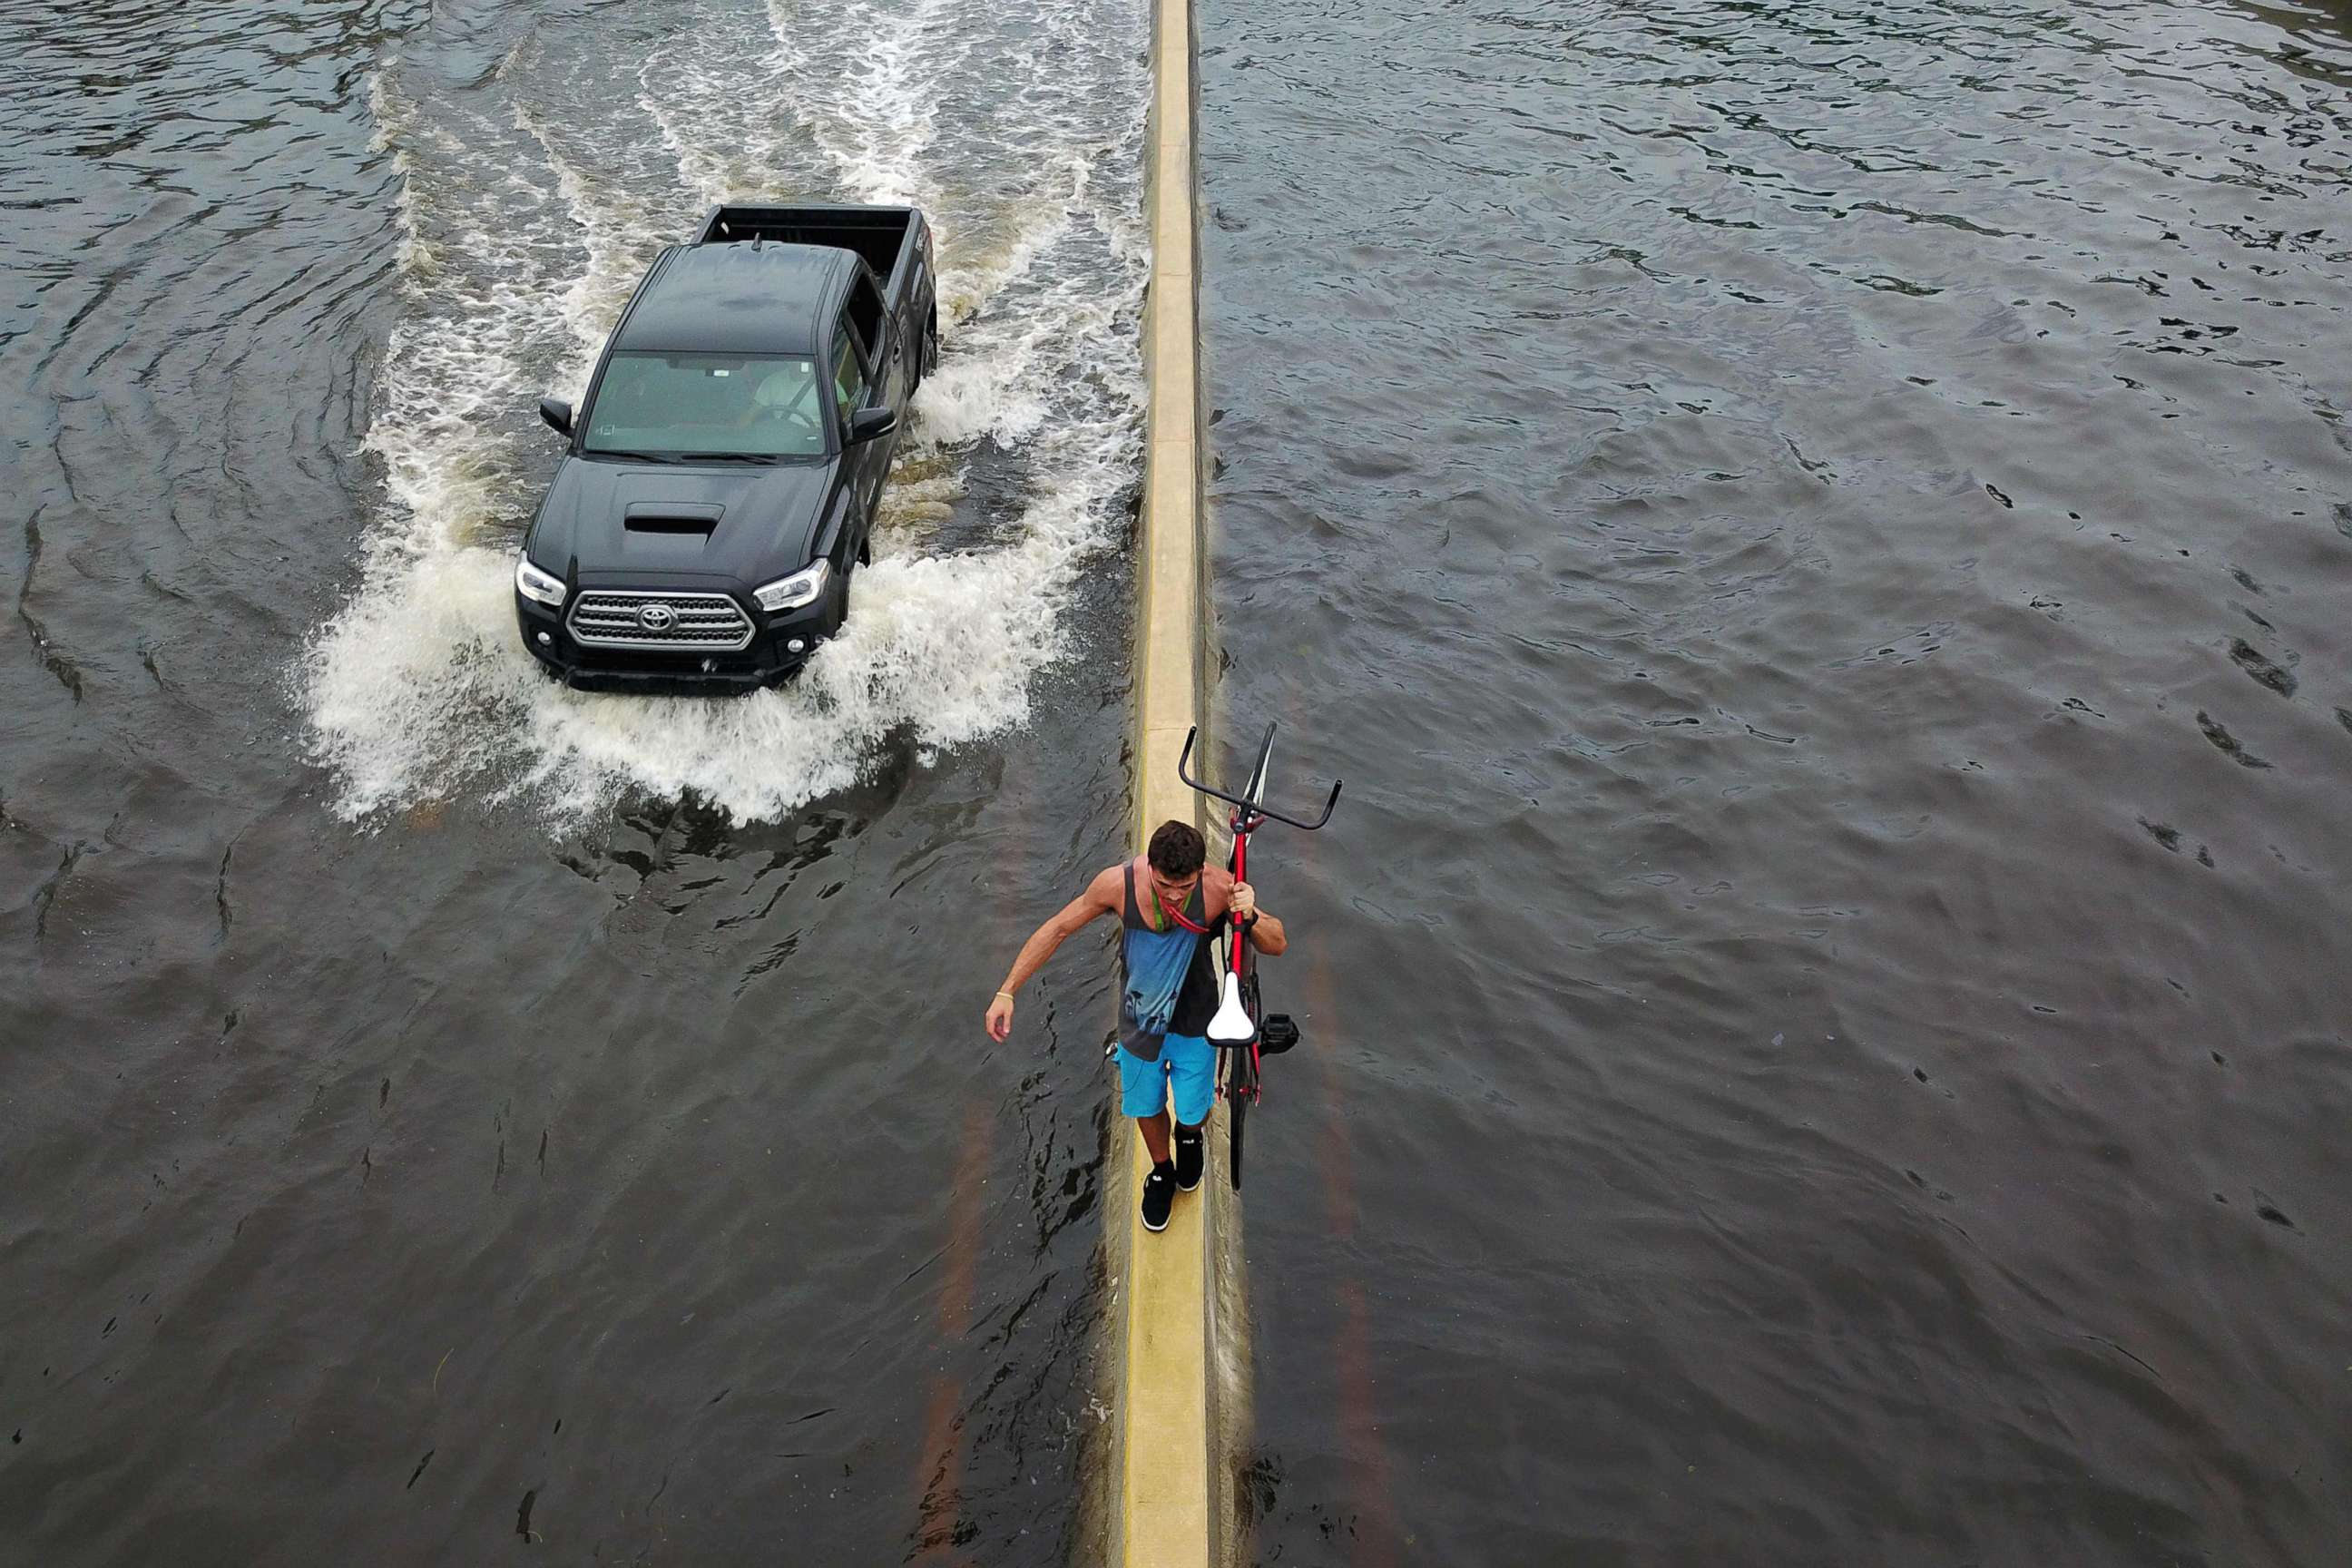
[583,447,794,466]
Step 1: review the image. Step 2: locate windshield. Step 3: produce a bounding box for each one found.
[581,352,827,458]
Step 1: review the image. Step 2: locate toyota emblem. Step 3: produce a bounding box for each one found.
[636,603,677,632]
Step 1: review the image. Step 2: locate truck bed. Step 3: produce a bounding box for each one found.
[695,204,920,294]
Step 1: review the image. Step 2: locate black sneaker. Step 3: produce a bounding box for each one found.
[1141,1162,1177,1232]
[1173,1125,1205,1192]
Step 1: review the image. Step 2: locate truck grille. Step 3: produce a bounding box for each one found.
[567,590,754,652]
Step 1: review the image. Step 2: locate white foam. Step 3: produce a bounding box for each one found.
[308,5,1150,827]
[762,0,971,211]
[507,98,676,396]
[370,70,439,279]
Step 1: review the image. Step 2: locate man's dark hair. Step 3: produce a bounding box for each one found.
[1147,819,1207,878]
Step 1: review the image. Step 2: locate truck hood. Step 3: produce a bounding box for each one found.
[527,456,834,588]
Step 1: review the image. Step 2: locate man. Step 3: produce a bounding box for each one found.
[985,820,1288,1232]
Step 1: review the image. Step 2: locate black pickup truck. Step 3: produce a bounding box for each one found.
[514,203,937,691]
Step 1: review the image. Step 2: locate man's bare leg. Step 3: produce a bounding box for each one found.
[1138,1109,1171,1164]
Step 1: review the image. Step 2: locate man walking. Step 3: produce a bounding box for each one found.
[985,820,1288,1231]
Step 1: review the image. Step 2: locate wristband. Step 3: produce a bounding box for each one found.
[994,990,1014,1001]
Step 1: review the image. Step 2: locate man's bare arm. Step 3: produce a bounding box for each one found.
[986,866,1123,1040]
[1243,906,1288,956]
[1000,877,1117,994]
[1211,868,1289,957]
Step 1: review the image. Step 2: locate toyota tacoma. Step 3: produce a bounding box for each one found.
[514,202,937,691]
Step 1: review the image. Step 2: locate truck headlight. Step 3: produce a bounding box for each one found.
[753,560,831,613]
[514,557,567,607]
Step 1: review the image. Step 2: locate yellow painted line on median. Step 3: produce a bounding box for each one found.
[1113,0,1227,1564]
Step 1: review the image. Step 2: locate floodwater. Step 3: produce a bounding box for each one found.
[1198,0,2352,1563]
[3,0,1146,1561]
[6,0,2352,1563]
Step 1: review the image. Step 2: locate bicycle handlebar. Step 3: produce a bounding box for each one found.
[1177,725,1342,831]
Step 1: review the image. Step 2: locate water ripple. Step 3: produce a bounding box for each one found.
[1205,0,2352,1561]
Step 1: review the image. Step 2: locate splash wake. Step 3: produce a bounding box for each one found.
[305,0,1148,823]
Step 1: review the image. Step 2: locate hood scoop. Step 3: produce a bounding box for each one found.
[619,500,722,558]
[623,501,723,535]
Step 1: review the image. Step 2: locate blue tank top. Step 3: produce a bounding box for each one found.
[1118,861,1218,1062]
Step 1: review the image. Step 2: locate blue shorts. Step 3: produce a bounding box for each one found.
[1116,1033,1215,1125]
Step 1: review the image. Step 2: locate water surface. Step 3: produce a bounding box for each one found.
[1199,0,2352,1561]
[2,0,1146,1560]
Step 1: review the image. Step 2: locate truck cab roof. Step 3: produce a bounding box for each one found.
[613,242,859,358]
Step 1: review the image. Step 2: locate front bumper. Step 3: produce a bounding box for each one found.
[515,590,836,694]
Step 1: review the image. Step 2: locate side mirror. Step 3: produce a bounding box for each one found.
[847,407,897,445]
[539,397,573,436]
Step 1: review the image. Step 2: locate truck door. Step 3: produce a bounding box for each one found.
[903,249,927,381]
[831,321,882,531]
[847,271,904,412]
